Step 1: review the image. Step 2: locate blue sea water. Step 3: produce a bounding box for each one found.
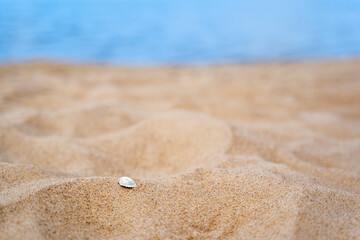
[0,0,360,65]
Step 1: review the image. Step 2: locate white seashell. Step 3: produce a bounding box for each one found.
[118,177,136,188]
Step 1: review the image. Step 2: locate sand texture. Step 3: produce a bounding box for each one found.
[1,60,360,239]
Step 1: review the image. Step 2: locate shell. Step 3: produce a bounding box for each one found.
[118,177,136,188]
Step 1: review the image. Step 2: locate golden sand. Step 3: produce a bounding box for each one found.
[1,60,360,239]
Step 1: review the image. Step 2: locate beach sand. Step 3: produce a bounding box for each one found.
[1,60,360,239]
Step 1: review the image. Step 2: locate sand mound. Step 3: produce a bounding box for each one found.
[1,60,360,239]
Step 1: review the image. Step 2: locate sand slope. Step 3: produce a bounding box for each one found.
[1,60,360,239]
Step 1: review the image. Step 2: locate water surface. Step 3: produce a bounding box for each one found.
[1,0,360,64]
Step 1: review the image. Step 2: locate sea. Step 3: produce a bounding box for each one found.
[1,0,360,65]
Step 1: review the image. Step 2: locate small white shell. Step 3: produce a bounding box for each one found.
[118,177,136,188]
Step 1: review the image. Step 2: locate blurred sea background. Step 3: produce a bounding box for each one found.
[1,0,360,65]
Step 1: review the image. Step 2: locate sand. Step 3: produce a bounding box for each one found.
[0,60,360,239]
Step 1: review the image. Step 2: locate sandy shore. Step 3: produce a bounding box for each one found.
[1,60,360,239]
